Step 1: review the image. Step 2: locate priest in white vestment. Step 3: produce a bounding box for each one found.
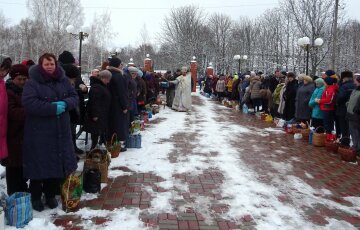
[170,66,192,112]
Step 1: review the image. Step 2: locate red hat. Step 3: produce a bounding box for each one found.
[9,64,29,79]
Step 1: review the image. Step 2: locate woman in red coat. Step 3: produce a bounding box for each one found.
[315,76,339,140]
[2,64,29,195]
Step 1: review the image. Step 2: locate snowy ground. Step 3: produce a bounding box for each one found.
[1,92,360,229]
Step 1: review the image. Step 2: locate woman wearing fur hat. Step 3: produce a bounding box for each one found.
[2,64,29,195]
[22,53,78,211]
[309,78,325,128]
[315,76,339,140]
[336,71,355,139]
[0,55,12,160]
[295,75,315,122]
[347,75,360,155]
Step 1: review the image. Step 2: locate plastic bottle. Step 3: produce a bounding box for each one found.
[309,127,315,144]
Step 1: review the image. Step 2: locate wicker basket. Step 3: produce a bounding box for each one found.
[106,133,121,158]
[312,127,325,147]
[84,149,109,183]
[338,146,356,162]
[301,128,311,141]
[325,141,339,153]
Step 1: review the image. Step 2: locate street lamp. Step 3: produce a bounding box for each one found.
[233,55,248,74]
[297,36,324,75]
[66,25,90,72]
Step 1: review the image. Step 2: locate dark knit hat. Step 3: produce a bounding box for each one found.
[58,51,75,65]
[324,76,334,85]
[109,57,122,67]
[340,71,353,80]
[0,55,12,70]
[9,64,29,79]
[325,70,336,77]
[62,64,79,79]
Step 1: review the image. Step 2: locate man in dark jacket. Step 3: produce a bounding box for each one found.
[165,69,179,107]
[336,71,355,138]
[107,57,130,152]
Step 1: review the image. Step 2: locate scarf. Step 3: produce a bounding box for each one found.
[40,65,61,81]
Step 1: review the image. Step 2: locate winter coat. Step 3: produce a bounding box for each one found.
[128,76,138,111]
[74,75,87,125]
[2,82,25,167]
[283,80,298,121]
[309,86,325,119]
[232,79,240,100]
[319,84,339,111]
[107,66,130,141]
[211,77,219,93]
[250,77,262,99]
[135,76,147,104]
[336,80,355,116]
[346,86,360,122]
[22,65,78,180]
[226,78,233,93]
[273,83,285,105]
[83,77,111,134]
[216,80,226,93]
[203,76,212,94]
[277,85,286,115]
[295,83,315,120]
[0,78,8,160]
[145,74,156,102]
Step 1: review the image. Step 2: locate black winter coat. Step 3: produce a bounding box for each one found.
[336,80,355,116]
[2,82,25,168]
[84,78,111,134]
[135,76,147,104]
[283,80,298,121]
[107,67,130,141]
[22,65,78,180]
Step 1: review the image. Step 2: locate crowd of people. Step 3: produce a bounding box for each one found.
[0,51,191,212]
[200,69,360,155]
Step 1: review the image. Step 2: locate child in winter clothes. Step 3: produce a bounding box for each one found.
[315,76,339,140]
[309,78,325,128]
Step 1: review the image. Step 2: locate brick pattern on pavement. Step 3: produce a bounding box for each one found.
[52,95,360,229]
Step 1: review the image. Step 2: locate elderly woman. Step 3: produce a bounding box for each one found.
[170,66,192,112]
[295,75,315,122]
[309,78,325,128]
[22,53,78,211]
[2,64,29,195]
[84,70,112,150]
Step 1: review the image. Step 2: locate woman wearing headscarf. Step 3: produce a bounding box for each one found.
[2,64,29,195]
[295,75,315,123]
[22,53,78,211]
[309,78,325,128]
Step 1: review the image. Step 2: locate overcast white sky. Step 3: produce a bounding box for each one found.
[1,0,360,48]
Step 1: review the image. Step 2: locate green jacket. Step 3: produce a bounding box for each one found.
[273,83,284,105]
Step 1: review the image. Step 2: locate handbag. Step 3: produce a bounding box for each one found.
[83,168,101,193]
[61,172,83,212]
[5,192,33,228]
[106,133,121,158]
[126,134,142,149]
[84,149,109,183]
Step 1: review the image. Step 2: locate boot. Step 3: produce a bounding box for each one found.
[32,200,44,212]
[45,197,58,209]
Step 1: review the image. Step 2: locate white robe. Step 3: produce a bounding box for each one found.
[171,74,192,112]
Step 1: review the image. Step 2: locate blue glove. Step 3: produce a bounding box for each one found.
[55,104,66,115]
[52,101,67,109]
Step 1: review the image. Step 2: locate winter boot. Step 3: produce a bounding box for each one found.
[32,200,44,212]
[45,197,58,209]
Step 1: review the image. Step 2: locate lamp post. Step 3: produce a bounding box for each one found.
[66,25,90,73]
[233,55,248,74]
[297,36,324,75]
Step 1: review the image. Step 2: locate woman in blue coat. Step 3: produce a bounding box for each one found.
[309,78,325,128]
[22,53,78,211]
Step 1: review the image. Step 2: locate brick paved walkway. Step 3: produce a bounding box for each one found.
[52,95,360,229]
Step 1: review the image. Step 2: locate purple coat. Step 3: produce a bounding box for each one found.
[22,65,78,180]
